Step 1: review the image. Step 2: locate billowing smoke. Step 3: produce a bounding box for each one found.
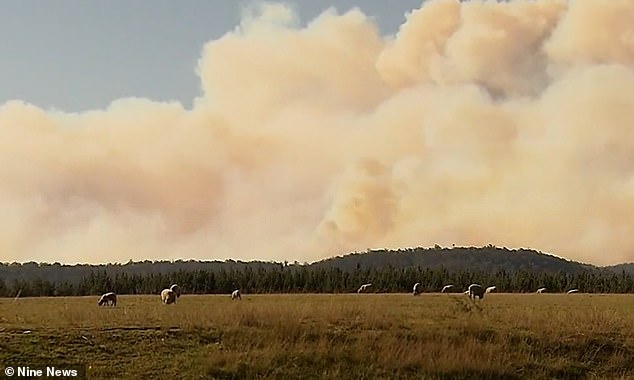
[1,0,634,265]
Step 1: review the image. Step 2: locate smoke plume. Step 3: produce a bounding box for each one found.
[1,0,634,265]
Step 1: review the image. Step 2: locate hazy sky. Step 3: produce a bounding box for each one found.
[0,0,421,111]
[2,0,634,266]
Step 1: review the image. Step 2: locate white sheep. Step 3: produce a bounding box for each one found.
[357,283,372,293]
[441,284,454,293]
[567,289,579,294]
[412,282,421,296]
[536,287,547,293]
[231,289,241,300]
[467,284,485,300]
[161,289,177,304]
[170,284,181,298]
[485,286,496,294]
[98,292,117,307]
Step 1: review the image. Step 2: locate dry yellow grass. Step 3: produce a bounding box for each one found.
[0,293,633,379]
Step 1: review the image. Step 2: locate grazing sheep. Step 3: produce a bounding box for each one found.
[412,282,421,296]
[467,284,485,300]
[170,284,181,298]
[485,286,497,294]
[441,284,454,293]
[161,289,177,304]
[536,287,547,293]
[231,289,241,300]
[357,283,372,293]
[567,289,579,294]
[98,292,117,307]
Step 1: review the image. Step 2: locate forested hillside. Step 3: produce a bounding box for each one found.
[1,246,632,297]
[605,263,634,275]
[312,246,595,273]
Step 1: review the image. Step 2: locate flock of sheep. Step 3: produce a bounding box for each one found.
[97,283,581,307]
[97,284,242,307]
[359,282,580,300]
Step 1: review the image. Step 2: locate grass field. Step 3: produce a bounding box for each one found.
[0,293,633,379]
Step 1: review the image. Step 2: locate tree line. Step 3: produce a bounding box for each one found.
[1,265,632,297]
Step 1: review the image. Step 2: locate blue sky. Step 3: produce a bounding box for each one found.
[0,1,421,112]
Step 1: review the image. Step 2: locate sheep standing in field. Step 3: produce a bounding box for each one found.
[536,287,547,294]
[161,289,177,304]
[467,284,485,300]
[231,289,241,300]
[412,282,421,296]
[98,292,117,307]
[485,286,497,294]
[441,284,454,293]
[357,283,372,293]
[170,284,181,298]
[567,289,579,294]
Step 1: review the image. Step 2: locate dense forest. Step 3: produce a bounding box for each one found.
[0,246,633,297]
[0,264,633,297]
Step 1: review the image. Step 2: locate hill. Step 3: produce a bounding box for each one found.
[605,263,634,275]
[0,246,601,285]
[310,246,597,274]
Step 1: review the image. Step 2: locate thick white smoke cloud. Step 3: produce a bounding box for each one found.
[1,0,633,265]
